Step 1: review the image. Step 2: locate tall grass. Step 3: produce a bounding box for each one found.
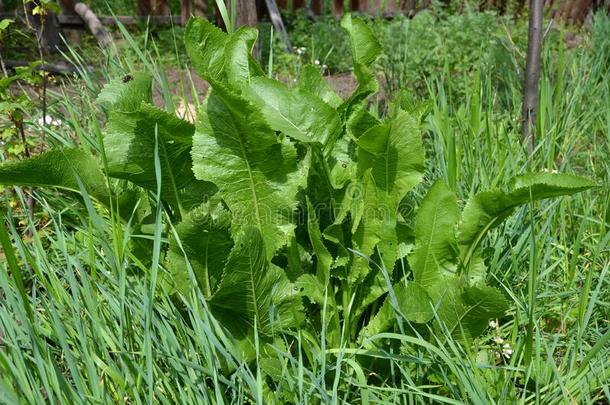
[1,11,609,404]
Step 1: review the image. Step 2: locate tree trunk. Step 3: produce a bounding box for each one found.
[521,0,544,152]
[181,0,208,25]
[311,0,323,15]
[74,2,112,46]
[181,0,190,25]
[137,0,170,16]
[571,0,592,24]
[137,0,150,15]
[193,0,207,17]
[58,0,83,43]
[233,0,257,27]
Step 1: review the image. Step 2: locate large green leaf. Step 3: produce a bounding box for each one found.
[209,228,303,338]
[356,111,425,209]
[184,17,228,83]
[350,171,383,281]
[349,111,425,276]
[297,65,343,108]
[326,105,380,190]
[185,17,263,90]
[361,282,434,338]
[407,181,508,339]
[340,13,381,69]
[245,76,341,146]
[340,13,382,108]
[0,148,109,205]
[224,26,264,88]
[429,280,509,339]
[192,92,308,258]
[458,172,595,266]
[166,203,233,298]
[410,180,460,288]
[328,136,357,190]
[104,102,200,215]
[96,72,152,111]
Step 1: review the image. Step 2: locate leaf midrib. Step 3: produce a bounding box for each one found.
[235,125,263,232]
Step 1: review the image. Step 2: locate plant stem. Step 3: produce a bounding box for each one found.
[16,119,35,221]
[521,0,544,152]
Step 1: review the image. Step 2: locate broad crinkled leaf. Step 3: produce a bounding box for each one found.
[410,180,460,288]
[340,13,382,109]
[388,89,433,123]
[361,282,434,338]
[224,26,264,88]
[458,172,595,266]
[351,170,390,283]
[185,18,263,90]
[346,105,381,139]
[349,111,424,276]
[340,14,381,68]
[192,92,307,258]
[0,148,109,205]
[245,76,341,146]
[297,65,343,108]
[166,203,233,298]
[356,111,424,209]
[327,105,379,189]
[96,72,152,111]
[104,102,199,215]
[185,17,228,83]
[430,279,509,339]
[328,136,357,190]
[210,228,303,338]
[296,273,327,306]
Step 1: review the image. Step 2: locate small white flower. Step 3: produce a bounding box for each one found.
[37,115,62,126]
[502,343,513,359]
[493,336,504,345]
[314,60,320,66]
[489,320,497,328]
[296,48,303,55]
[322,64,328,70]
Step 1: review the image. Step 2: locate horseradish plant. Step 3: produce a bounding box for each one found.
[0,16,593,359]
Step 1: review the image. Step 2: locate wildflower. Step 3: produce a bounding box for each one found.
[489,320,497,329]
[37,115,62,126]
[493,336,504,345]
[542,168,559,174]
[314,60,320,66]
[502,343,513,359]
[322,64,328,71]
